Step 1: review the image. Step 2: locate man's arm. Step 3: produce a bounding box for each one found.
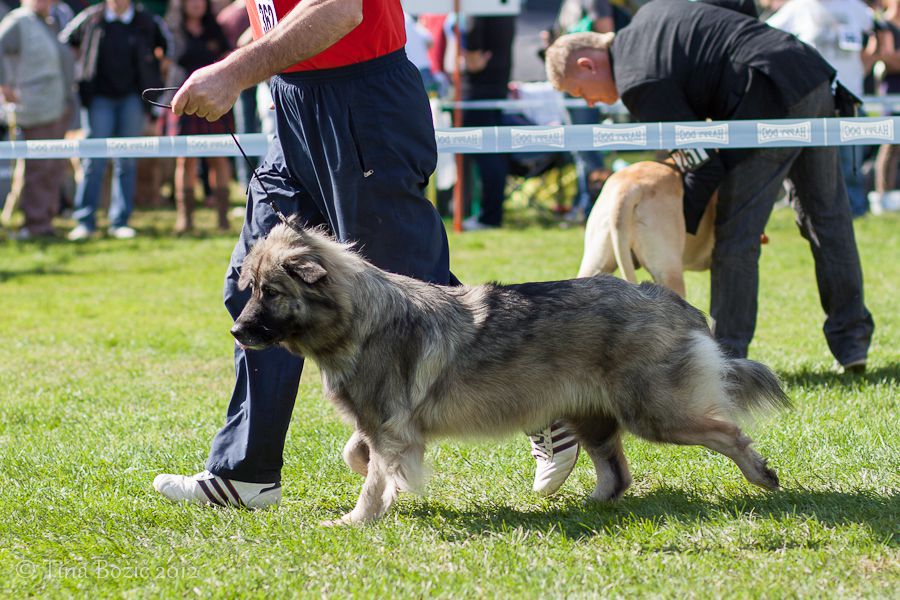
[622,80,726,235]
[58,7,89,48]
[0,19,21,99]
[173,0,362,120]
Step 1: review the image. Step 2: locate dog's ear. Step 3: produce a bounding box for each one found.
[237,264,252,291]
[284,256,327,285]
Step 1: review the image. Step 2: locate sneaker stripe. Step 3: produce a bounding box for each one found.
[551,431,576,445]
[197,479,226,507]
[260,482,282,494]
[553,438,578,454]
[209,478,237,508]
[218,478,246,508]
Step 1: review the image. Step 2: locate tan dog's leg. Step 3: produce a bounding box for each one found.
[632,181,688,296]
[578,207,618,278]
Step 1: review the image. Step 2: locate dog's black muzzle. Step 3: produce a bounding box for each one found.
[231,306,284,349]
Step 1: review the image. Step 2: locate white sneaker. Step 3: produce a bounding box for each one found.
[108,226,137,239]
[153,470,282,509]
[67,224,93,241]
[881,190,900,212]
[462,215,497,231]
[867,191,884,216]
[529,422,579,496]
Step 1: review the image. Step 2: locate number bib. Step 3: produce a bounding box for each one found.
[246,0,279,37]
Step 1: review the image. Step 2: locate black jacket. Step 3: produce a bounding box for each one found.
[610,0,836,233]
[59,3,168,105]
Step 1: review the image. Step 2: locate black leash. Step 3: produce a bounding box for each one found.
[141,87,292,226]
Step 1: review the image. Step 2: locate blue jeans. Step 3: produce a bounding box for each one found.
[567,103,606,215]
[207,51,453,483]
[72,94,145,230]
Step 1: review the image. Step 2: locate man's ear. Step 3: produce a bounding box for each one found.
[575,56,596,74]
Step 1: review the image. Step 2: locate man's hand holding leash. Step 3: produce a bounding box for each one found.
[171,0,362,121]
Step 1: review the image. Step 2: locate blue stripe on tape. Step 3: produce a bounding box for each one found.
[1,117,897,159]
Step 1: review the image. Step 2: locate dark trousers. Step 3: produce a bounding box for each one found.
[712,82,874,363]
[462,88,509,227]
[207,51,453,483]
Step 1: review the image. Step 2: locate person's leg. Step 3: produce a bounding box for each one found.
[205,138,327,484]
[108,94,144,229]
[20,121,63,235]
[174,156,196,233]
[71,98,115,232]
[788,145,874,367]
[874,143,893,193]
[711,148,798,358]
[567,103,606,216]
[154,131,329,510]
[210,156,232,230]
[473,152,509,227]
[461,105,508,228]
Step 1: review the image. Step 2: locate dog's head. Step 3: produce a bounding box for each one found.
[231,223,357,354]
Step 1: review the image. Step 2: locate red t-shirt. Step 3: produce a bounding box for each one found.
[244,0,406,72]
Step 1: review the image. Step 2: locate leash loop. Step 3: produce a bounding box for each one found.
[141,87,291,226]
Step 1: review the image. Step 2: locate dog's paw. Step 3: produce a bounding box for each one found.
[320,514,355,527]
[744,456,781,491]
[757,459,781,491]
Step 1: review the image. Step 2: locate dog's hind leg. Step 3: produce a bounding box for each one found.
[569,414,632,502]
[665,417,780,490]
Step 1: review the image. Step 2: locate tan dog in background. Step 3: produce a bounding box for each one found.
[578,161,716,298]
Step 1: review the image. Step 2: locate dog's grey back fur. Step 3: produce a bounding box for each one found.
[240,225,783,441]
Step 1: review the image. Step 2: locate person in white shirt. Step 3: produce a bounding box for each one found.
[768,0,877,216]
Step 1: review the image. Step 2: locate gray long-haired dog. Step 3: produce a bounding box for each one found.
[232,223,789,525]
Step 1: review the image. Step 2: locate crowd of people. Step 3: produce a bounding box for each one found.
[1,0,899,241]
[0,0,247,240]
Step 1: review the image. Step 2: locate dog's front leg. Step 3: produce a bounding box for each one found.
[322,450,397,526]
[342,429,370,477]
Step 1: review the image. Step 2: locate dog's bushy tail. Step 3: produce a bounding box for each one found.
[725,358,791,415]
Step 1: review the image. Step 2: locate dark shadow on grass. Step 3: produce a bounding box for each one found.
[781,365,899,388]
[402,488,899,545]
[0,264,78,283]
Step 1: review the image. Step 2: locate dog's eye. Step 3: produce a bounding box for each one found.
[261,285,279,297]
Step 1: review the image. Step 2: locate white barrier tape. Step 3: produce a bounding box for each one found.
[440,117,899,153]
[440,94,900,113]
[3,116,899,159]
[3,134,274,160]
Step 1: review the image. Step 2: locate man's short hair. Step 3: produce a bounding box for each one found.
[545,32,616,90]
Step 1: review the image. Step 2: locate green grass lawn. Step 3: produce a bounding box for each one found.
[0,204,897,598]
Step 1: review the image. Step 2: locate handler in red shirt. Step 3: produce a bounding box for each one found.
[155,0,455,519]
